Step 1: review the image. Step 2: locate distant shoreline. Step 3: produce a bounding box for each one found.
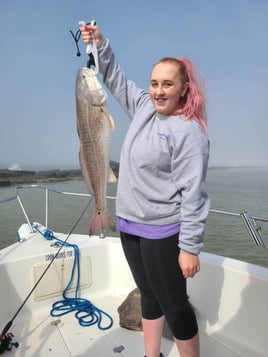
[0,164,265,187]
[0,161,119,187]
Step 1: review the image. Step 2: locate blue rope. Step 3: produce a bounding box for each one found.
[35,227,113,330]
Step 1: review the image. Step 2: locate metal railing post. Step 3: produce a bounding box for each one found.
[240,211,265,247]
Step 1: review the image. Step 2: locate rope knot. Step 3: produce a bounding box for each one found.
[43,230,54,240]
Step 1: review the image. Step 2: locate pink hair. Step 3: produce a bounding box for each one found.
[157,57,207,133]
[177,57,207,133]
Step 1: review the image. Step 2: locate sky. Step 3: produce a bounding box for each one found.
[0,0,267,170]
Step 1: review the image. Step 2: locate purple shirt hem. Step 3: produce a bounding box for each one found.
[117,216,180,239]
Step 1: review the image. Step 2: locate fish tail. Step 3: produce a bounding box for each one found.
[89,209,116,236]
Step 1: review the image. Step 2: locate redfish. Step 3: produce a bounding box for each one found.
[75,67,116,235]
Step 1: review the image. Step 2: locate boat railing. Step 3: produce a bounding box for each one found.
[0,184,268,248]
[210,209,267,247]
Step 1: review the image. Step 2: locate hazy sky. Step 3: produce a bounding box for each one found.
[0,0,267,169]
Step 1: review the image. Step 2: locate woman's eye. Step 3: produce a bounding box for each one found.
[163,82,172,88]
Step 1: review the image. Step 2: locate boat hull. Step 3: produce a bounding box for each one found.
[0,223,267,356]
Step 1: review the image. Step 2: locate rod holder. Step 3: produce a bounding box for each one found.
[240,211,265,247]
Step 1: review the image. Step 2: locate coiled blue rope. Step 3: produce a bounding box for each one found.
[35,227,113,330]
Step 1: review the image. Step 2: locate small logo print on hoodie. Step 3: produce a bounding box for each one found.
[157,132,168,141]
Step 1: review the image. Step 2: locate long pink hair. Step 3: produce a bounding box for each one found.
[157,57,207,133]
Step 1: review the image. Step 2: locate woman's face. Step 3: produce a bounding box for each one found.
[149,62,188,116]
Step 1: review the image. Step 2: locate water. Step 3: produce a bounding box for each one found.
[1,167,268,268]
[204,167,268,268]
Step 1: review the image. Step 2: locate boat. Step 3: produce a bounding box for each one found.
[0,184,268,356]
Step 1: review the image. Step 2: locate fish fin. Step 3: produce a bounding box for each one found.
[101,106,115,131]
[108,114,115,131]
[108,166,117,182]
[89,209,116,236]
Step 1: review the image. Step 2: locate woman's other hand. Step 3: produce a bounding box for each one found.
[178,251,200,278]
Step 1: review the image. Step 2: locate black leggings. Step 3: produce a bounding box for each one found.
[120,232,198,340]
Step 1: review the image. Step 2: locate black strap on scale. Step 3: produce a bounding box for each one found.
[0,200,91,354]
[70,20,97,69]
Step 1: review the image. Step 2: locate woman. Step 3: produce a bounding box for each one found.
[81,23,210,357]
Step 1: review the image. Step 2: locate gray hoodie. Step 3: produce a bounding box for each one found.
[98,38,210,255]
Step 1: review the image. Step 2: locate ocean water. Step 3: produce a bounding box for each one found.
[204,167,268,268]
[1,167,268,268]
